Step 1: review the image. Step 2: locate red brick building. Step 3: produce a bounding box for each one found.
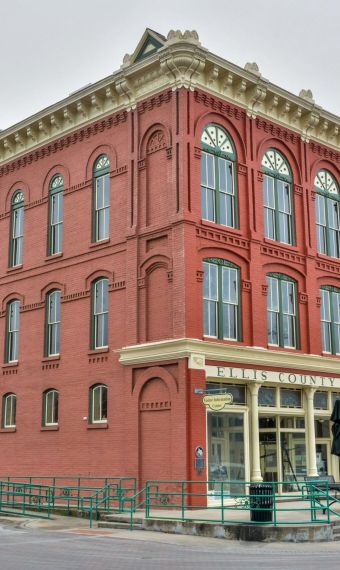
[0,29,340,495]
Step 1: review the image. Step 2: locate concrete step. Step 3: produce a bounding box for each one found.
[104,514,143,524]
[98,520,143,530]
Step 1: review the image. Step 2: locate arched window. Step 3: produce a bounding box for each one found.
[45,290,61,357]
[201,124,237,228]
[10,191,24,267]
[267,273,298,348]
[42,389,59,426]
[5,300,20,362]
[90,384,107,423]
[315,170,340,258]
[262,149,294,245]
[48,175,64,255]
[2,393,16,428]
[203,258,241,340]
[93,155,110,242]
[320,286,340,354]
[91,278,109,349]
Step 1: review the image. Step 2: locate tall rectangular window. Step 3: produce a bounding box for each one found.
[201,124,237,228]
[321,287,340,354]
[48,175,64,255]
[267,275,297,348]
[315,170,340,258]
[203,259,240,340]
[6,300,20,362]
[10,191,24,267]
[262,149,294,246]
[46,290,61,356]
[93,155,110,242]
[91,278,109,349]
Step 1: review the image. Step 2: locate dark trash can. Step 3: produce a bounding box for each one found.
[249,483,274,522]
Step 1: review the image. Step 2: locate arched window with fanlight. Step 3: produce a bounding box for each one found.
[89,384,108,423]
[93,155,110,242]
[48,175,64,256]
[262,149,294,245]
[201,124,237,228]
[315,169,340,258]
[10,191,24,267]
[2,393,16,428]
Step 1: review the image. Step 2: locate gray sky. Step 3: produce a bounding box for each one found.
[1,0,340,131]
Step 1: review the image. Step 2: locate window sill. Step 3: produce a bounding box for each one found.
[41,425,59,431]
[42,355,60,363]
[88,347,109,355]
[0,427,16,433]
[45,252,63,262]
[6,264,23,273]
[2,361,19,369]
[200,219,242,235]
[267,344,300,352]
[316,252,340,263]
[87,423,108,430]
[89,238,111,249]
[263,237,298,251]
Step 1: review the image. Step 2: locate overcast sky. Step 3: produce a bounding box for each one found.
[1,0,340,131]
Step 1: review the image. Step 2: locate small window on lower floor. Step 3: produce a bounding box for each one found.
[43,389,59,426]
[2,393,16,428]
[90,384,107,423]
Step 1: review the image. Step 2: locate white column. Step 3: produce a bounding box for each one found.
[249,382,263,482]
[306,387,318,476]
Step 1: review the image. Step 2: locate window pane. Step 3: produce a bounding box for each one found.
[258,387,276,406]
[267,278,279,311]
[263,176,275,208]
[280,389,302,408]
[277,181,291,214]
[206,154,215,188]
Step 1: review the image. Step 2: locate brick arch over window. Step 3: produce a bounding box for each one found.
[1,292,24,311]
[85,144,116,179]
[40,282,65,301]
[139,123,171,159]
[5,183,29,213]
[256,138,302,185]
[42,165,70,198]
[310,160,340,185]
[85,270,113,290]
[194,112,246,163]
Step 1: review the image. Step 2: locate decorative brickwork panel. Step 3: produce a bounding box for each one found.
[261,244,304,265]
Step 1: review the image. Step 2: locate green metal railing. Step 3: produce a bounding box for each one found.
[0,481,53,519]
[0,476,136,523]
[122,479,340,530]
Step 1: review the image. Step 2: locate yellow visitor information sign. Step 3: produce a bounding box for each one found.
[202,393,233,411]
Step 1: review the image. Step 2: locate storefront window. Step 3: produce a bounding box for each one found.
[206,383,246,405]
[258,386,276,407]
[280,388,302,408]
[281,432,306,491]
[315,419,330,438]
[314,391,328,410]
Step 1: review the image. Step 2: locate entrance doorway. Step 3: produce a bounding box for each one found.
[259,415,307,491]
[207,411,246,496]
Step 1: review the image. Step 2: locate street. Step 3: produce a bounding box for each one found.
[0,522,340,570]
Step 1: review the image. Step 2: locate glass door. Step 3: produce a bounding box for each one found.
[208,411,246,496]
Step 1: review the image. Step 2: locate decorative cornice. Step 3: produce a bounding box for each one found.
[118,337,340,375]
[2,29,340,168]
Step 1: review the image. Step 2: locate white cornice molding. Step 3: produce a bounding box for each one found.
[119,337,340,375]
[1,30,340,166]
